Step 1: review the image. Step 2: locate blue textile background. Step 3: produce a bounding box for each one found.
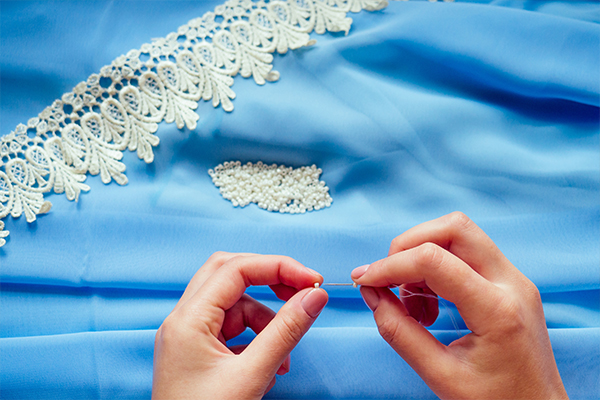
[1,0,599,398]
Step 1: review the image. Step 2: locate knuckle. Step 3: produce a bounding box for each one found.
[389,236,404,254]
[207,251,231,264]
[154,326,163,347]
[377,318,401,345]
[276,314,306,347]
[156,308,209,347]
[497,297,519,319]
[155,314,184,347]
[522,278,542,303]
[275,254,292,263]
[446,211,472,230]
[494,297,526,334]
[226,254,244,265]
[225,256,252,286]
[220,254,246,273]
[209,250,227,260]
[414,242,445,270]
[274,254,298,269]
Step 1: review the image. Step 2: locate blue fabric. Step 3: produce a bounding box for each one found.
[1,0,599,398]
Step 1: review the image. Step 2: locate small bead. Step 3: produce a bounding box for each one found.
[210,161,332,215]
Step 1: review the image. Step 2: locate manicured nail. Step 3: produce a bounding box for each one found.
[351,264,370,280]
[360,286,380,311]
[301,288,328,318]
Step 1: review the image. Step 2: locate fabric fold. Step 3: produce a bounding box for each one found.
[1,327,598,399]
[1,1,598,399]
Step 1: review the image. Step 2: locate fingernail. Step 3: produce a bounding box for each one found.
[283,354,290,372]
[360,286,380,311]
[305,267,321,277]
[301,288,328,318]
[277,354,291,375]
[351,264,370,280]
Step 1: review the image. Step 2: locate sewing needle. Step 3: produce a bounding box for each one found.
[315,282,358,288]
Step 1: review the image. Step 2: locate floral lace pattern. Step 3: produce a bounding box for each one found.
[0,0,457,247]
[0,221,8,247]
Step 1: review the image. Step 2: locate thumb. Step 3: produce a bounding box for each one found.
[242,287,328,376]
[361,286,454,382]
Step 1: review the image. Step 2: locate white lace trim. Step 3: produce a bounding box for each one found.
[0,221,8,247]
[0,0,458,247]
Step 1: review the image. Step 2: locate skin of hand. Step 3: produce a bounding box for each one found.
[352,212,568,400]
[152,252,328,400]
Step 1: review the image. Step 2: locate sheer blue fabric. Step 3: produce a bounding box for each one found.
[1,1,599,398]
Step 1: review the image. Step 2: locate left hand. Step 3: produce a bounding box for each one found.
[152,252,328,400]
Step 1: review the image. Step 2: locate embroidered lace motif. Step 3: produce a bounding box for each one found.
[0,0,456,247]
[0,221,8,247]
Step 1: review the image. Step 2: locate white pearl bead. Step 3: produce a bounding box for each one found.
[209,161,333,214]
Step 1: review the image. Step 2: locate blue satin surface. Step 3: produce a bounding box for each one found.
[1,1,599,399]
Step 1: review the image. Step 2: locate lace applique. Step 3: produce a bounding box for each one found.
[0,221,8,247]
[209,161,332,213]
[0,0,457,247]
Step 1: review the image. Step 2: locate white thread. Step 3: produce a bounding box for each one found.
[320,282,462,335]
[396,286,462,335]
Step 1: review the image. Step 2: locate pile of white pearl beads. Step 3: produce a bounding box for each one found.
[208,161,333,214]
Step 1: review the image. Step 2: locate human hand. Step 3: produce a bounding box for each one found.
[351,212,568,400]
[152,252,328,400]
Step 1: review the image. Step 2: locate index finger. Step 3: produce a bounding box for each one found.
[353,243,503,334]
[173,251,258,313]
[388,212,515,283]
[182,255,323,337]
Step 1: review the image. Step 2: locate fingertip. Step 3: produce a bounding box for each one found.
[305,266,322,277]
[303,267,323,290]
[351,264,370,280]
[276,354,291,375]
[360,286,380,311]
[311,275,324,288]
[301,288,328,318]
[243,288,325,377]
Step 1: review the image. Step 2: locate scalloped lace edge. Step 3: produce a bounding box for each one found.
[0,0,455,247]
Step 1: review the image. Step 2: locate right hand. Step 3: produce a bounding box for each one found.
[351,212,568,400]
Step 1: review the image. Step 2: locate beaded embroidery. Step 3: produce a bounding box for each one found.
[210,161,332,213]
[0,0,455,247]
